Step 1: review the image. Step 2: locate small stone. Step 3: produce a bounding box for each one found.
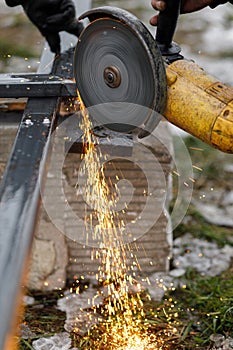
[210,334,225,347]
[169,268,186,277]
[210,334,225,342]
[23,295,35,306]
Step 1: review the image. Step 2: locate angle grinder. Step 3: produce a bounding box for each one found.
[74,1,233,153]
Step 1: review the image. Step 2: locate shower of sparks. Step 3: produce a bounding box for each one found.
[73,93,178,349]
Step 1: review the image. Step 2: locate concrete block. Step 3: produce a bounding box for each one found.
[27,217,68,291]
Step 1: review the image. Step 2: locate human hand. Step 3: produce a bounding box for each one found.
[150,0,223,25]
[6,0,84,54]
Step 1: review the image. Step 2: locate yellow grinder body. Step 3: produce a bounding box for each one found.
[166,59,233,153]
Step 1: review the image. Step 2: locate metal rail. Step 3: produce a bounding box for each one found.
[0,1,92,348]
[0,73,77,98]
[0,96,58,349]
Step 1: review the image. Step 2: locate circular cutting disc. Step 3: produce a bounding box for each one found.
[74,18,165,133]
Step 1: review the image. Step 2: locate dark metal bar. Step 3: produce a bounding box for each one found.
[0,96,59,349]
[0,39,76,350]
[0,73,77,98]
[0,2,92,347]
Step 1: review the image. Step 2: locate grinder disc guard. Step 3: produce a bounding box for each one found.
[74,7,167,133]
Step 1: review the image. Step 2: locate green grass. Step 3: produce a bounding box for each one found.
[167,269,233,347]
[18,290,66,349]
[178,136,232,183]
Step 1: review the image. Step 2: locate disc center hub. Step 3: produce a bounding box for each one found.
[104,66,121,88]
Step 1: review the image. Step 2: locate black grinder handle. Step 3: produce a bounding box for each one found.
[155,0,181,49]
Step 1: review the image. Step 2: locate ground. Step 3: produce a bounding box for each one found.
[18,137,233,350]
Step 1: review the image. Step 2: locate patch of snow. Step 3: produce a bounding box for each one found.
[173,233,233,276]
[57,289,103,334]
[32,332,77,350]
[193,200,233,228]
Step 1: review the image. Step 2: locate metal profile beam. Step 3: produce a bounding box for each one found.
[0,73,77,98]
[0,96,59,349]
[0,0,93,346]
[0,52,74,350]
